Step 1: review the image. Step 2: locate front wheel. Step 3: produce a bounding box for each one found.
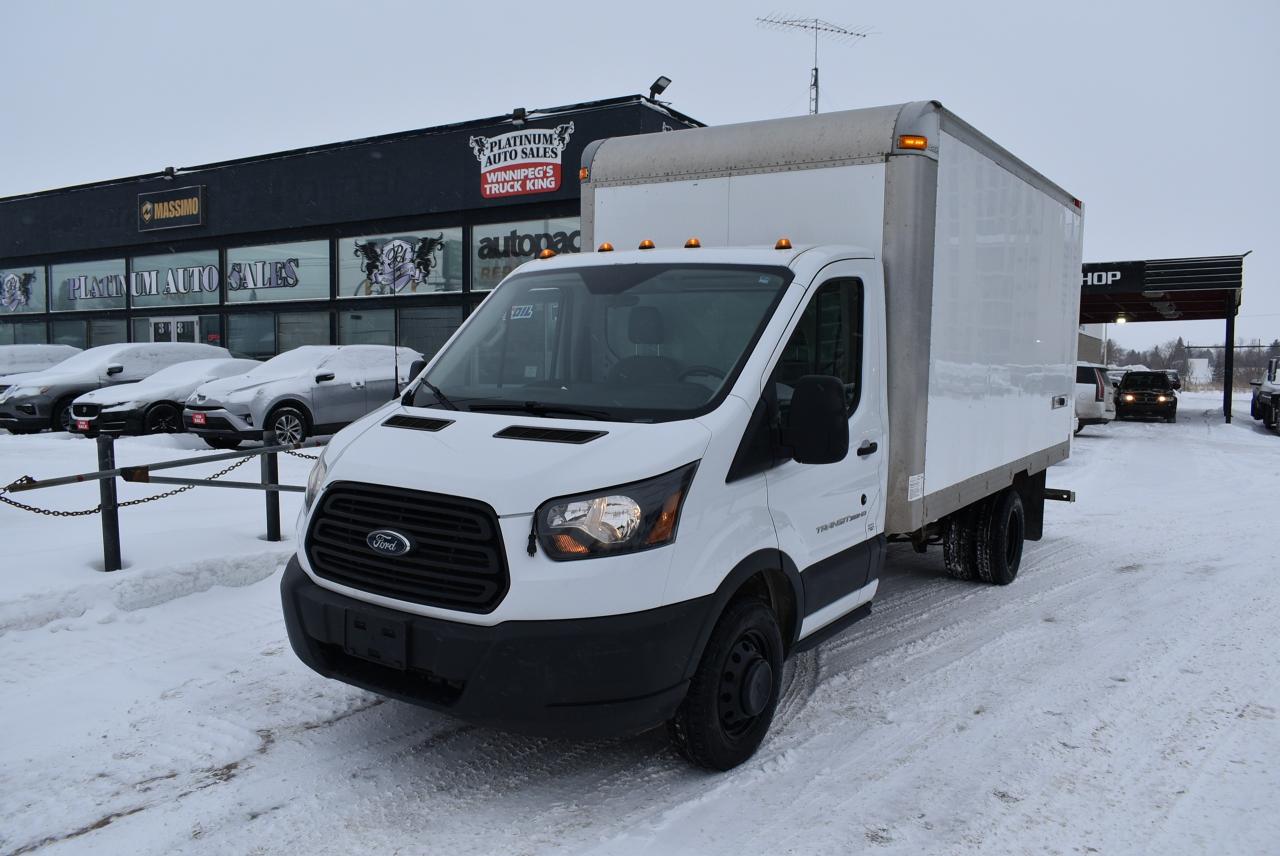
[50,398,74,433]
[144,403,182,434]
[668,597,783,771]
[266,406,309,445]
[975,489,1025,586]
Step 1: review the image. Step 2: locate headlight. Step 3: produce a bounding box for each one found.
[535,462,697,561]
[12,386,50,398]
[304,450,328,511]
[1123,394,1136,402]
[1156,395,1167,403]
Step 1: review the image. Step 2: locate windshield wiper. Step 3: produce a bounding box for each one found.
[420,380,459,411]
[466,401,611,421]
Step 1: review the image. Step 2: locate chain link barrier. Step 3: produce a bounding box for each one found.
[283,449,319,460]
[0,456,253,517]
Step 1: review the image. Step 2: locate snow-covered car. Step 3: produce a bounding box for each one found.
[1250,357,1280,431]
[183,345,424,448]
[1074,361,1115,435]
[0,344,82,398]
[68,358,262,437]
[1115,371,1178,423]
[0,342,230,434]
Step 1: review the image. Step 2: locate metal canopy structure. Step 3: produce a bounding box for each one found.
[1080,253,1249,423]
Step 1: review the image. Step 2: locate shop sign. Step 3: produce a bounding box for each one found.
[1081,261,1145,292]
[63,272,127,301]
[129,263,220,298]
[138,185,205,232]
[352,235,446,295]
[469,123,575,199]
[1,271,38,312]
[227,258,300,292]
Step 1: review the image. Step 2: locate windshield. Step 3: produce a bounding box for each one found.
[1121,372,1171,391]
[246,348,333,378]
[33,345,127,375]
[413,264,792,422]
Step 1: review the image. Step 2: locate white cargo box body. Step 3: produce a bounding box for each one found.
[582,101,1084,533]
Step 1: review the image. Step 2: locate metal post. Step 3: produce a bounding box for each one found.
[1223,295,1236,423]
[262,448,281,542]
[96,433,122,571]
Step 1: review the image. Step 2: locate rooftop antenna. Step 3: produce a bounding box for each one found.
[756,15,874,114]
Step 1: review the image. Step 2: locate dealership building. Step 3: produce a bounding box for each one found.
[0,96,700,358]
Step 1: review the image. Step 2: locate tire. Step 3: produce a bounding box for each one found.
[203,437,242,450]
[1073,422,1084,436]
[975,489,1025,586]
[667,596,784,771]
[144,403,181,434]
[7,426,41,435]
[1166,410,1177,424]
[50,397,75,433]
[1251,397,1260,420]
[943,505,980,581]
[266,405,309,445]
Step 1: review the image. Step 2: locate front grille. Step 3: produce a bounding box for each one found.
[307,481,509,613]
[1122,391,1170,404]
[72,403,101,419]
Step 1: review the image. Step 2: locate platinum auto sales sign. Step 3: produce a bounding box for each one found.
[469,123,574,199]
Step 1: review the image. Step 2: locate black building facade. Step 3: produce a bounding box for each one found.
[0,96,700,358]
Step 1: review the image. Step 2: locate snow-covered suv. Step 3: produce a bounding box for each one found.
[1074,362,1114,435]
[1251,357,1280,432]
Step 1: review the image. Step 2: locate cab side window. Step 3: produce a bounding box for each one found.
[772,279,863,430]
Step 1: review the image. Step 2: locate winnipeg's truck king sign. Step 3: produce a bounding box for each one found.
[470,123,574,199]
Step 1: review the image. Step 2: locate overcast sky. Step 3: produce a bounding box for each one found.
[2,0,1275,351]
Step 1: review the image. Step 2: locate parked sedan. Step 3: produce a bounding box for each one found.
[0,342,230,434]
[1115,371,1178,423]
[183,345,424,448]
[69,358,261,437]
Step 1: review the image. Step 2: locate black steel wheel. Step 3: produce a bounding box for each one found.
[267,406,309,445]
[668,596,783,770]
[144,403,181,434]
[975,488,1025,586]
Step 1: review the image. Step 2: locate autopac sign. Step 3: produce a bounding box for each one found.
[469,123,575,199]
[138,185,205,232]
[1081,260,1145,292]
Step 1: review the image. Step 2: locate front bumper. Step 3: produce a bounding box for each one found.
[280,556,712,738]
[69,406,147,437]
[1116,399,1176,419]
[0,400,49,431]
[183,406,263,441]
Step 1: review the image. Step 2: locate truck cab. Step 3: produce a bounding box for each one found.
[1252,357,1280,430]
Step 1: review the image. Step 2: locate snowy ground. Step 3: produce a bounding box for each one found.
[1,392,1277,855]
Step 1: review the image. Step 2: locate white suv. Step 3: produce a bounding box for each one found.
[1074,362,1115,435]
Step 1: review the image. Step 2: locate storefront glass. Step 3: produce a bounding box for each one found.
[277,311,330,352]
[398,305,463,358]
[130,250,219,307]
[50,259,127,312]
[1,266,46,314]
[226,240,329,304]
[88,318,128,347]
[0,320,47,345]
[51,319,87,348]
[470,217,581,292]
[338,229,463,298]
[338,309,394,345]
[227,314,275,359]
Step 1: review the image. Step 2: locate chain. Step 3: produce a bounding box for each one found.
[283,449,319,460]
[0,456,253,517]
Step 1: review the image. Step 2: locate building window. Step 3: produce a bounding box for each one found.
[0,320,47,345]
[130,250,219,308]
[470,217,581,292]
[227,314,276,359]
[338,228,463,298]
[398,305,463,359]
[1,266,46,314]
[50,259,127,312]
[338,309,394,345]
[226,240,329,304]
[88,318,128,348]
[277,311,330,352]
[51,319,87,348]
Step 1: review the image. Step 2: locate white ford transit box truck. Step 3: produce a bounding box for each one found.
[282,101,1084,770]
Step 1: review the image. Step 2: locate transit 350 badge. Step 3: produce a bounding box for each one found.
[469,123,574,199]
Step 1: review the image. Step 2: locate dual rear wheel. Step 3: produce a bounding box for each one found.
[943,488,1025,586]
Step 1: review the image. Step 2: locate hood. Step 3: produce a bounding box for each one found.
[322,405,713,516]
[189,372,295,404]
[76,381,145,406]
[0,370,82,390]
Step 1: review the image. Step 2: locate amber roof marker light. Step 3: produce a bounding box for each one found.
[775,237,793,250]
[638,239,656,250]
[597,242,614,252]
[537,248,557,259]
[578,167,590,181]
[684,237,701,248]
[898,134,928,150]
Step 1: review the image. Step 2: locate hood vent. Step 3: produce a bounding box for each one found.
[383,414,454,432]
[494,425,607,444]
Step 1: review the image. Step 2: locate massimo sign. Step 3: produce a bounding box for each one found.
[469,123,574,199]
[138,185,205,232]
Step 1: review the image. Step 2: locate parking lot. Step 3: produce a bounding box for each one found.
[2,391,1276,856]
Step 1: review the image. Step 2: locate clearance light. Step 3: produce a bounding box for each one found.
[537,248,557,259]
[898,134,928,150]
[684,237,701,248]
[597,242,614,252]
[578,166,590,181]
[1116,314,1128,324]
[775,237,793,250]
[638,239,656,250]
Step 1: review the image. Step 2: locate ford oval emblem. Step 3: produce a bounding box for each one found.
[366,529,412,557]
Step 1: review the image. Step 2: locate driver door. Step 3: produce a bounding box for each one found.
[311,351,368,428]
[763,264,886,638]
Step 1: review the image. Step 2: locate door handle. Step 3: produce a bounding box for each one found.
[856,440,878,457]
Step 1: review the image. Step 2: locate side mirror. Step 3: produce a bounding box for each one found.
[407,359,427,381]
[787,375,849,465]
[315,372,335,383]
[106,364,124,376]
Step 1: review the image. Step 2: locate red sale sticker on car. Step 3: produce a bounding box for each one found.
[191,413,206,425]
[76,420,89,431]
[469,123,574,199]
